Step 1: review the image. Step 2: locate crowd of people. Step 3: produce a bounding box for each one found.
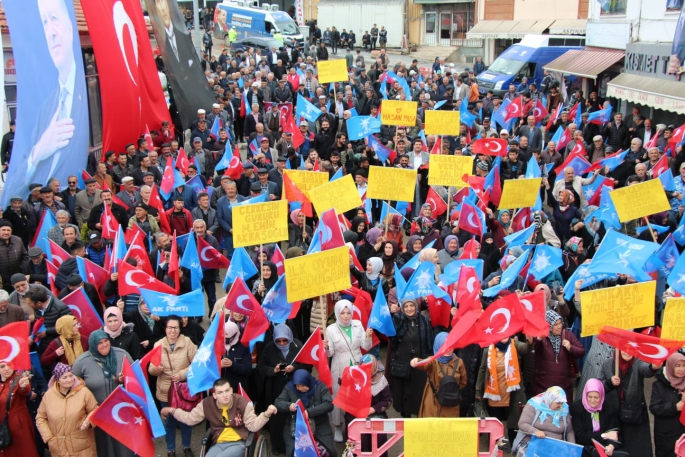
[1,11,685,457]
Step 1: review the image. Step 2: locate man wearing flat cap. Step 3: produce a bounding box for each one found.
[30,186,66,236]
[21,247,48,278]
[0,220,28,293]
[4,196,30,247]
[74,178,102,228]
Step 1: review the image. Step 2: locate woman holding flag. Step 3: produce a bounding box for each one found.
[650,352,685,457]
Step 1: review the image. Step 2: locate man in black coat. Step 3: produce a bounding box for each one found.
[21,247,48,278]
[57,274,103,320]
[4,196,31,248]
[25,286,72,354]
[602,112,630,152]
[87,189,129,234]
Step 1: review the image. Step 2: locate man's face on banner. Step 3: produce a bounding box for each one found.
[37,0,74,78]
[155,0,171,29]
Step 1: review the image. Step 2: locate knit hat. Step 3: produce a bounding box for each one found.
[53,362,72,381]
[476,161,489,172]
[10,273,26,285]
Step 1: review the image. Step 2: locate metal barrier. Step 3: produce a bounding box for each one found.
[345,417,505,457]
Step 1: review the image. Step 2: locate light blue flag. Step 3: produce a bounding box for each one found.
[347,116,381,141]
[645,233,679,277]
[235,192,269,205]
[261,276,293,324]
[180,234,203,289]
[139,288,206,316]
[636,224,669,236]
[294,402,319,457]
[403,240,436,271]
[492,98,514,130]
[380,201,406,224]
[586,229,658,282]
[525,436,583,457]
[394,263,407,297]
[503,225,535,248]
[668,246,685,294]
[400,261,451,303]
[369,288,396,336]
[585,186,621,230]
[348,107,358,117]
[330,167,343,181]
[439,259,484,285]
[222,247,259,290]
[528,245,563,280]
[659,169,676,192]
[434,100,446,110]
[482,251,529,297]
[296,93,322,123]
[187,312,222,395]
[128,361,166,438]
[525,154,541,178]
[675,214,685,246]
[34,209,57,262]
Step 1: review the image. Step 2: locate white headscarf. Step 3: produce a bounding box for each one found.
[334,299,354,327]
[367,257,383,281]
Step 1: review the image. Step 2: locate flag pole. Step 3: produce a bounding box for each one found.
[320,295,327,338]
[615,347,620,377]
[259,244,264,284]
[643,217,659,243]
[384,200,390,236]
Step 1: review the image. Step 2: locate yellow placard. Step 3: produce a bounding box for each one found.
[580,281,656,337]
[308,174,362,215]
[661,298,685,343]
[317,60,348,84]
[428,154,473,187]
[284,246,351,302]
[232,200,289,248]
[424,110,461,135]
[283,170,329,198]
[366,166,417,202]
[497,178,542,209]
[380,100,418,126]
[405,418,478,457]
[610,178,671,223]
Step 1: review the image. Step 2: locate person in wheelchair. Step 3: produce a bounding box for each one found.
[161,378,277,457]
[275,369,337,457]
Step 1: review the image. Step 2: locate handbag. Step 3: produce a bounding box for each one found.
[166,350,202,411]
[619,402,644,424]
[389,359,410,378]
[0,377,20,449]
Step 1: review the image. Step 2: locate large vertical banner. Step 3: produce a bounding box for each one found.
[2,0,88,205]
[144,0,216,130]
[81,0,171,155]
[670,1,685,77]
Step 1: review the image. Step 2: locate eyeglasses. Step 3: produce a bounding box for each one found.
[166,326,180,330]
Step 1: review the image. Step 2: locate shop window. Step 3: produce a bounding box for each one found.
[601,0,626,15]
[667,0,682,10]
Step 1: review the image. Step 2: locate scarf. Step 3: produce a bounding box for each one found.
[224,321,240,352]
[334,300,353,327]
[55,315,83,366]
[262,261,278,291]
[434,332,454,364]
[484,340,521,401]
[558,190,575,212]
[287,369,318,406]
[565,236,582,253]
[666,352,685,391]
[406,235,422,255]
[103,306,124,339]
[388,214,403,234]
[546,309,562,355]
[366,227,383,246]
[582,378,605,432]
[444,235,459,256]
[381,241,398,278]
[366,257,383,281]
[88,329,119,380]
[527,386,569,428]
[273,324,293,359]
[497,210,511,228]
[361,354,389,396]
[290,209,303,227]
[139,302,155,331]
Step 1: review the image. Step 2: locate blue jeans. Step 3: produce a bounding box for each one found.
[160,401,192,451]
[206,441,246,457]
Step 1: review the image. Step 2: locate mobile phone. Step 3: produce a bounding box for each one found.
[278,363,287,369]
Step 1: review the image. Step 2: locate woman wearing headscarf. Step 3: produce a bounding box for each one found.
[600,350,658,457]
[410,332,467,418]
[384,214,405,252]
[534,283,570,318]
[36,363,98,457]
[547,186,585,245]
[41,315,88,368]
[561,236,587,282]
[275,369,336,457]
[121,297,161,357]
[570,378,623,457]
[221,321,252,399]
[389,299,434,418]
[258,324,304,454]
[650,352,685,457]
[418,247,441,283]
[0,361,38,457]
[351,257,390,298]
[513,386,575,456]
[479,232,502,278]
[483,255,525,295]
[531,210,562,247]
[351,216,368,250]
[357,227,384,267]
[413,204,443,250]
[475,336,532,443]
[437,235,460,271]
[252,261,279,303]
[399,235,423,266]
[380,240,399,287]
[102,306,141,360]
[72,329,134,457]
[488,209,513,249]
[288,209,312,250]
[532,310,585,402]
[323,300,373,442]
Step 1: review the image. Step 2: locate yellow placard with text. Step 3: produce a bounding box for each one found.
[428,154,473,187]
[283,170,329,198]
[610,178,671,223]
[284,246,351,302]
[232,200,289,248]
[497,178,542,210]
[366,166,417,202]
[580,281,656,337]
[424,110,461,135]
[661,298,685,343]
[380,100,418,126]
[317,60,348,84]
[405,418,477,457]
[308,174,362,215]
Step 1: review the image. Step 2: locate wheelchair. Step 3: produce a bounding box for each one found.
[200,429,271,457]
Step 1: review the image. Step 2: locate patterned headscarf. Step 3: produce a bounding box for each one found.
[545,309,562,355]
[527,386,570,428]
[565,236,582,253]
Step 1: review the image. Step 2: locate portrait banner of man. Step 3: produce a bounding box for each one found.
[670,1,685,77]
[144,0,216,130]
[2,0,88,206]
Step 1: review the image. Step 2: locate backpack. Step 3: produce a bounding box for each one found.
[427,359,462,408]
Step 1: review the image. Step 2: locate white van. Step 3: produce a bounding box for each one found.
[213,0,304,45]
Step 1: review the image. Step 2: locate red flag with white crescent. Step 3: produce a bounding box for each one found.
[294,327,333,390]
[333,363,373,418]
[597,326,685,364]
[0,321,30,370]
[196,235,230,269]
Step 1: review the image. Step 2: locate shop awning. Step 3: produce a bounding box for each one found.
[466,19,553,39]
[414,0,472,4]
[543,50,624,79]
[607,73,685,115]
[548,19,586,35]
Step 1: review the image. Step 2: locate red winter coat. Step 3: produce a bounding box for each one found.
[531,329,585,402]
[0,372,39,457]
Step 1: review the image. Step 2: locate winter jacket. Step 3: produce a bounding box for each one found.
[570,399,621,456]
[36,297,73,354]
[650,369,685,457]
[148,335,198,403]
[35,379,98,457]
[531,329,585,402]
[0,235,27,290]
[108,323,141,360]
[415,357,467,418]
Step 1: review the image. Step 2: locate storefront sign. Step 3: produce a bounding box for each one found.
[625,42,684,82]
[586,21,631,50]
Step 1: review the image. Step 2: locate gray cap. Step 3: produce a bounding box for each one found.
[28,247,43,258]
[243,161,254,169]
[9,196,22,203]
[257,168,268,174]
[250,182,263,192]
[193,137,202,143]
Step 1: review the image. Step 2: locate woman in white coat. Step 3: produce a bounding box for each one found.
[323,299,373,443]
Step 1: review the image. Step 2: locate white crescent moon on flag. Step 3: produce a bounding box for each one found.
[467,213,479,229]
[534,107,541,117]
[311,344,320,361]
[350,365,368,387]
[112,402,137,425]
[68,305,83,319]
[490,308,511,333]
[520,299,533,312]
[53,254,64,265]
[236,295,252,312]
[125,270,145,287]
[510,104,519,114]
[635,343,669,360]
[352,305,362,320]
[489,141,502,153]
[200,247,214,262]
[113,1,139,86]
[466,277,476,293]
[0,336,20,363]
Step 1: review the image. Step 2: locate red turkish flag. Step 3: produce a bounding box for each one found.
[452,266,481,326]
[317,209,346,250]
[271,245,285,276]
[160,163,175,195]
[459,239,479,260]
[430,136,442,155]
[425,187,447,217]
[666,123,685,156]
[518,290,549,337]
[101,203,119,239]
[512,208,531,232]
[176,148,190,174]
[597,326,685,364]
[240,301,269,346]
[46,260,60,296]
[158,209,172,235]
[123,231,155,276]
[169,233,180,293]
[144,125,155,151]
[81,256,109,303]
[426,292,452,329]
[333,362,373,418]
[118,261,176,296]
[224,277,260,317]
[111,194,130,211]
[504,96,523,121]
[294,327,333,390]
[651,154,669,178]
[418,310,481,366]
[238,383,252,402]
[49,239,70,267]
[471,138,508,157]
[139,345,163,382]
[148,185,165,212]
[592,439,609,457]
[0,322,30,370]
[568,141,587,158]
[197,236,230,269]
[533,99,549,124]
[62,288,104,339]
[461,293,526,347]
[124,222,145,245]
[283,173,313,217]
[89,386,156,457]
[458,203,482,237]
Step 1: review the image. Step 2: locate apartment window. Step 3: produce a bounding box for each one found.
[82,50,103,148]
[600,0,626,15]
[667,0,682,11]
